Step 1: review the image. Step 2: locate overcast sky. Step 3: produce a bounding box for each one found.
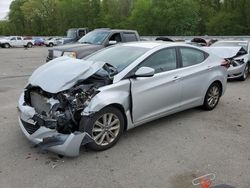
[0,0,13,20]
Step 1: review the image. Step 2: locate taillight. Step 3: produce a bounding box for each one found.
[221,59,230,69]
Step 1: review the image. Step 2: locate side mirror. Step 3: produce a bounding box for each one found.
[108,40,117,46]
[135,67,155,77]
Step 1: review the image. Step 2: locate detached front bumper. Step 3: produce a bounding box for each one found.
[18,92,93,157]
[227,63,246,79]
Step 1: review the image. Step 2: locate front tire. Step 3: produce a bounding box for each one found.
[203,82,221,111]
[79,106,124,151]
[4,43,10,48]
[49,43,53,47]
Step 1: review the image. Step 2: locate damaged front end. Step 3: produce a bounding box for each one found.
[18,56,115,157]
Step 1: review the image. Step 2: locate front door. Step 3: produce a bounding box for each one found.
[130,47,182,123]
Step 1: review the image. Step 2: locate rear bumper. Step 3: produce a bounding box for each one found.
[227,63,246,79]
[18,92,93,157]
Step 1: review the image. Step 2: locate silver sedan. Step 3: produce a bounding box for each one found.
[18,42,228,156]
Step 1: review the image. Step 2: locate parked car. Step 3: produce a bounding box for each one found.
[44,37,63,47]
[191,38,207,46]
[209,40,250,81]
[155,37,174,42]
[46,28,140,62]
[33,37,45,46]
[0,36,34,48]
[63,28,89,44]
[18,42,228,157]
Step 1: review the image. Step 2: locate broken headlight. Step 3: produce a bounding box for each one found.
[63,51,77,58]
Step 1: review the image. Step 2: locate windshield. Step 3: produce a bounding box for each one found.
[78,30,109,45]
[86,46,149,72]
[212,41,248,51]
[67,29,77,39]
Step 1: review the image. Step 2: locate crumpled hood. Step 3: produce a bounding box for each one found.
[29,56,105,93]
[203,47,245,59]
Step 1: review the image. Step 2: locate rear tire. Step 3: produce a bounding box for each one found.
[239,63,249,81]
[49,43,53,47]
[27,43,32,48]
[79,106,124,151]
[203,82,221,111]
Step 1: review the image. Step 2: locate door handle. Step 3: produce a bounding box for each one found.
[172,76,181,81]
[207,66,212,71]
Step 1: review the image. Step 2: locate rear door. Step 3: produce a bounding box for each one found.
[177,47,211,108]
[16,37,23,46]
[130,47,182,123]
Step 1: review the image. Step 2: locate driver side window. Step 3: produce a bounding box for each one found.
[138,48,177,74]
[109,33,122,43]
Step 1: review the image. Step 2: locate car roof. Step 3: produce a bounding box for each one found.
[94,28,138,33]
[121,41,197,49]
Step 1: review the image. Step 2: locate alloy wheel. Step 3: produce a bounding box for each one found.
[5,43,10,48]
[207,85,220,108]
[243,63,249,79]
[92,113,120,146]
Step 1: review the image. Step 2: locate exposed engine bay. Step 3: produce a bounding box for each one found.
[24,71,113,134]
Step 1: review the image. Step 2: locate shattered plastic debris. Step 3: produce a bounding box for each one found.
[45,156,65,169]
[51,164,58,169]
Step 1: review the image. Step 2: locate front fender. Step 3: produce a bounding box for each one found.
[82,80,131,115]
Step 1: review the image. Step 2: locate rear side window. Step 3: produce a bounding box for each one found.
[123,32,137,42]
[109,33,122,43]
[78,30,86,37]
[138,48,177,73]
[180,48,206,67]
[17,37,22,40]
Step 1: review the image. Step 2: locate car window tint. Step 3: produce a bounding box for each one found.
[139,48,177,73]
[180,48,205,67]
[17,37,22,40]
[109,33,122,43]
[123,33,137,42]
[78,30,86,37]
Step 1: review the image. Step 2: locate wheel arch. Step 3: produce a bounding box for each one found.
[211,80,223,96]
[4,43,11,48]
[84,103,128,132]
[106,103,128,131]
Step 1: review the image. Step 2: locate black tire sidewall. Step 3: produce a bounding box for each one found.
[79,106,124,151]
[203,82,221,111]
